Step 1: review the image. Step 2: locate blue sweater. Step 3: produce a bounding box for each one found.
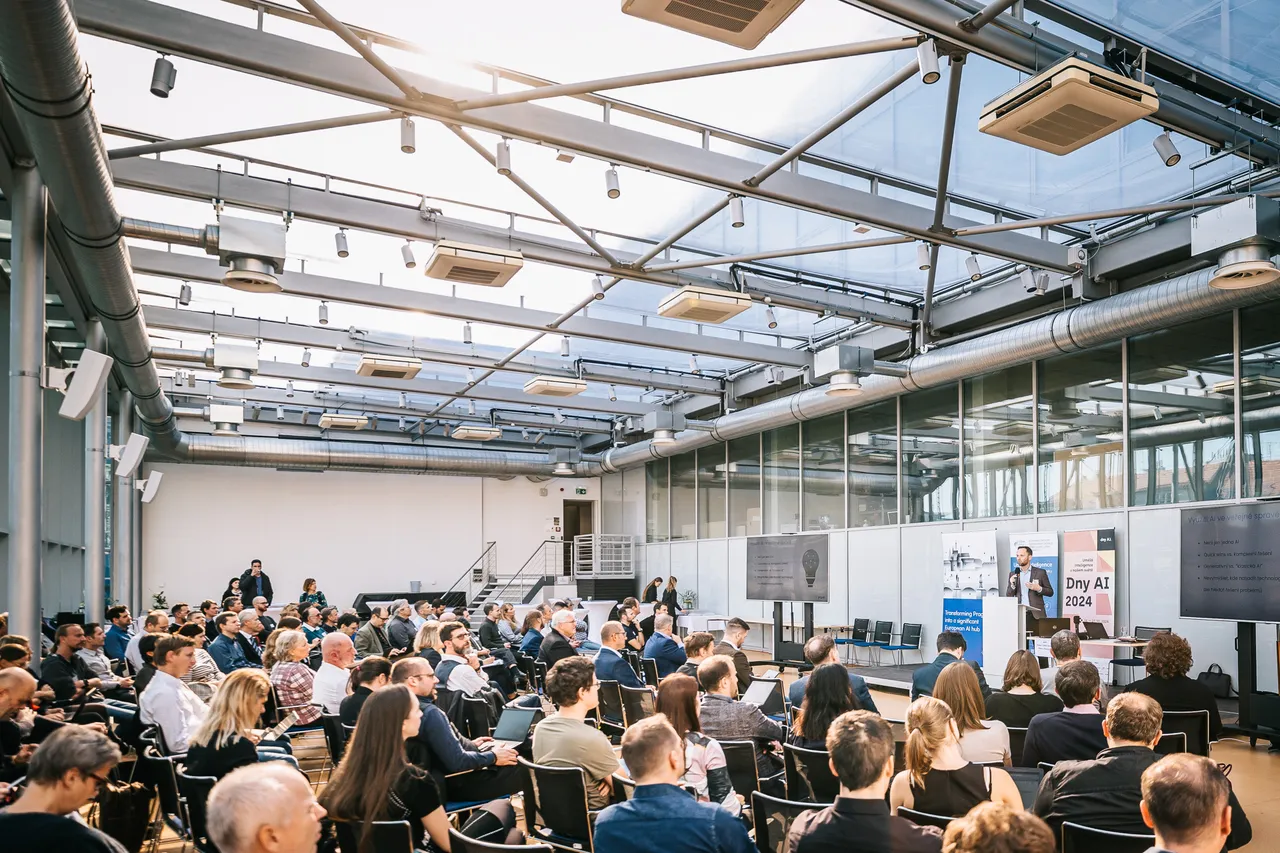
[104,625,130,662]
[594,784,754,853]
[642,632,687,679]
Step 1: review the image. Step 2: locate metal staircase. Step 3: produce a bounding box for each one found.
[445,540,561,609]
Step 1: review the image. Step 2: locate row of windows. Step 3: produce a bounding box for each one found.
[644,305,1280,541]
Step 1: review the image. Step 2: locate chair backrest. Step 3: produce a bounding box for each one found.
[1005,766,1044,810]
[851,618,870,640]
[597,679,625,723]
[1153,731,1188,756]
[1060,821,1155,853]
[611,773,636,802]
[176,769,219,853]
[893,739,906,775]
[1006,726,1028,766]
[622,649,642,677]
[751,791,823,853]
[1160,709,1210,756]
[620,684,655,727]
[872,621,894,644]
[332,819,416,853]
[896,806,953,830]
[720,740,760,797]
[461,694,492,740]
[448,827,553,853]
[782,743,840,803]
[1037,761,1055,774]
[141,745,183,817]
[640,657,659,686]
[534,660,548,693]
[518,757,594,849]
[320,712,348,763]
[899,623,922,648]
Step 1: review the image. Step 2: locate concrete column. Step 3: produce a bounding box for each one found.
[83,320,107,622]
[131,480,143,615]
[8,164,46,656]
[112,390,133,609]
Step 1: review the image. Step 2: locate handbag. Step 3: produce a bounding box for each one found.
[1196,663,1234,699]
[94,779,156,853]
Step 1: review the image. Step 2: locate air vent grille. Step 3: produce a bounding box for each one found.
[665,0,767,33]
[657,285,752,324]
[424,241,523,288]
[621,0,804,49]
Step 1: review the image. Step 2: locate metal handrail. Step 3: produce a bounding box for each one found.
[444,541,496,605]
[488,540,560,605]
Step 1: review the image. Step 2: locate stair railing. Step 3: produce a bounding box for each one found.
[444,541,496,606]
[485,540,560,606]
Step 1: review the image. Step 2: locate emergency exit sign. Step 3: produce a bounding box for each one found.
[575,487,587,495]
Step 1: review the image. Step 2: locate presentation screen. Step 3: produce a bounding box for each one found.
[1181,505,1280,622]
[746,534,829,602]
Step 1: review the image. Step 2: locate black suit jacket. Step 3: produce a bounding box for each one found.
[537,631,576,670]
[256,614,276,646]
[238,570,274,605]
[1006,566,1054,616]
[712,641,752,693]
[911,653,991,700]
[235,633,263,667]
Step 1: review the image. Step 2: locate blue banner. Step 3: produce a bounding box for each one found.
[942,598,985,666]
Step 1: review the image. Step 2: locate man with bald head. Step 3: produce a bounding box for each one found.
[1,669,39,784]
[207,762,326,853]
[313,632,356,715]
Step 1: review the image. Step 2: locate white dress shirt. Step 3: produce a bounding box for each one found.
[125,631,147,672]
[313,661,350,714]
[440,653,490,696]
[140,670,208,753]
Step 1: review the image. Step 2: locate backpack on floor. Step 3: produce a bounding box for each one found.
[94,779,155,853]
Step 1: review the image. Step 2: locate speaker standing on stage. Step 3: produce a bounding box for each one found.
[1006,545,1053,620]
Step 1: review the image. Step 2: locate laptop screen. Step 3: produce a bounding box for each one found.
[492,707,541,742]
[741,679,779,708]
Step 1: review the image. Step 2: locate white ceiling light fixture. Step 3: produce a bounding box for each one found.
[178,282,192,305]
[150,54,177,97]
[398,416,406,431]
[1019,267,1037,292]
[356,354,423,379]
[400,116,416,154]
[689,355,700,374]
[467,399,477,416]
[533,431,545,445]
[276,405,285,421]
[318,301,329,325]
[521,427,530,440]
[462,321,472,345]
[334,228,349,258]
[605,165,621,199]
[496,138,512,175]
[765,305,778,329]
[851,222,871,234]
[965,253,981,281]
[916,242,932,270]
[729,195,745,228]
[318,413,369,430]
[398,392,407,408]
[1152,130,1181,167]
[301,348,312,367]
[286,380,294,398]
[1152,406,1163,421]
[1035,273,1049,295]
[609,384,618,402]
[917,39,941,84]
[401,241,416,269]
[561,336,571,357]
[591,275,606,300]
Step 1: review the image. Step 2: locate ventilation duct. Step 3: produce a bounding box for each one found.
[1192,197,1280,290]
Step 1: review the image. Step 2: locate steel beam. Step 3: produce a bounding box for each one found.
[83,320,107,623]
[128,247,815,368]
[958,0,1020,32]
[931,270,1066,332]
[1090,218,1196,284]
[922,55,965,338]
[79,0,1071,272]
[107,110,399,159]
[294,0,425,102]
[644,234,913,275]
[8,165,45,657]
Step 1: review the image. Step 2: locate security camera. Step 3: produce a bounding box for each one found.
[46,349,114,421]
[108,433,150,479]
[136,471,164,504]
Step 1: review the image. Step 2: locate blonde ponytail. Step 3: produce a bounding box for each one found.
[904,696,953,788]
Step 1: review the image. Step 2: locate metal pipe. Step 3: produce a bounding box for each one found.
[958,0,1020,31]
[952,193,1263,237]
[456,37,921,111]
[131,471,143,616]
[150,346,212,365]
[122,218,219,251]
[645,234,912,273]
[112,392,134,608]
[8,165,46,658]
[922,56,964,339]
[108,110,399,159]
[294,0,424,101]
[83,321,108,623]
[745,59,920,187]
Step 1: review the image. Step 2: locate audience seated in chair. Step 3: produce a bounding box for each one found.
[0,669,38,784]
[1032,692,1249,847]
[940,802,1054,853]
[593,715,754,853]
[641,614,688,679]
[596,621,645,691]
[340,655,391,726]
[437,621,510,709]
[0,726,126,852]
[76,622,136,703]
[1123,632,1223,742]
[1139,754,1236,853]
[477,604,523,689]
[140,634,210,753]
[531,656,619,810]
[711,618,754,695]
[386,600,418,654]
[983,650,1062,729]
[786,710,943,853]
[320,685,522,851]
[933,662,1010,766]
[619,600,646,653]
[536,610,579,670]
[1021,660,1108,767]
[104,605,132,662]
[788,635,878,715]
[267,630,322,729]
[696,654,786,782]
[790,663,861,750]
[313,631,356,715]
[655,673,741,816]
[517,612,545,658]
[206,761,325,853]
[910,631,991,701]
[1040,630,1108,709]
[354,607,393,659]
[208,611,260,674]
[415,620,445,668]
[126,610,170,672]
[890,697,1020,818]
[677,632,715,679]
[185,668,297,777]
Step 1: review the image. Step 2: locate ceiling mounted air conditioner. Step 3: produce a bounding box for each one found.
[355,354,423,380]
[523,376,588,397]
[621,0,806,49]
[318,413,369,430]
[979,57,1158,155]
[451,424,502,441]
[423,241,523,287]
[657,285,752,324]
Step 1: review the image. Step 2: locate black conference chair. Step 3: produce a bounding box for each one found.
[1153,731,1188,756]
[1006,726,1029,766]
[175,769,219,853]
[534,661,549,695]
[518,758,597,852]
[1161,709,1211,756]
[448,828,553,853]
[640,657,660,686]
[751,791,822,853]
[782,744,840,803]
[835,618,870,665]
[620,684,655,727]
[1006,766,1045,810]
[332,819,415,853]
[883,622,924,665]
[1060,822,1155,853]
[622,649,642,678]
[896,806,953,831]
[596,680,626,738]
[320,712,348,777]
[859,620,894,665]
[140,744,188,847]
[611,773,636,801]
[720,740,761,800]
[461,694,493,740]
[1112,626,1169,684]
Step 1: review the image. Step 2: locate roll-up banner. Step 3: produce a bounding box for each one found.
[941,531,999,666]
[1061,529,1117,636]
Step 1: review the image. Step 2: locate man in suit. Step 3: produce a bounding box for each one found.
[354,606,392,659]
[595,621,644,698]
[911,631,991,700]
[237,613,265,666]
[642,614,688,679]
[208,612,259,673]
[712,617,754,694]
[538,610,579,670]
[238,558,274,607]
[200,599,220,644]
[788,635,878,714]
[1006,544,1054,620]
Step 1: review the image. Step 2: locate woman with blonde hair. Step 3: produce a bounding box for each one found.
[497,603,521,646]
[185,668,297,776]
[934,661,1011,765]
[889,696,1020,818]
[414,621,443,668]
[261,627,287,671]
[268,630,321,728]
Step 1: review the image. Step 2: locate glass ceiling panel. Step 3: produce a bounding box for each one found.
[1046,0,1280,104]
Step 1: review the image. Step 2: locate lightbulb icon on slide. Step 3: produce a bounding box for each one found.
[802,549,821,588]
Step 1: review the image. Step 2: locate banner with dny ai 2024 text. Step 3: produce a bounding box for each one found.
[1061,529,1117,636]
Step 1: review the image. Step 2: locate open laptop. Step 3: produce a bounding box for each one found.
[1082,621,1110,640]
[741,678,786,718]
[485,706,543,750]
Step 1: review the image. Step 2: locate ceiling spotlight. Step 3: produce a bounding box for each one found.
[276,405,285,421]
[1153,406,1163,421]
[1035,273,1049,296]
[917,39,941,84]
[555,409,566,424]
[318,301,329,325]
[825,371,863,396]
[1153,130,1181,167]
[916,242,932,271]
[400,116,416,154]
[522,427,530,440]
[401,241,416,269]
[301,348,312,367]
[965,253,981,281]
[150,54,177,98]
[399,416,406,431]
[689,355,700,374]
[1020,267,1037,293]
[462,322,472,345]
[533,431,545,445]
[729,195,745,228]
[609,384,618,402]
[591,275,606,300]
[605,165,621,199]
[1193,373,1207,390]
[187,371,195,388]
[560,336,571,357]
[443,424,452,437]
[286,380,294,398]
[334,228,349,258]
[496,139,512,175]
[466,368,476,384]
[765,305,778,330]
[467,399,477,416]
[398,392,407,408]
[178,282,192,305]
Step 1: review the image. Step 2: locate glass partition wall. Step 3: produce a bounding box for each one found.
[640,309,1253,538]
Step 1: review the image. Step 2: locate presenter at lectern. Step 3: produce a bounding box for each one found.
[1006,545,1053,620]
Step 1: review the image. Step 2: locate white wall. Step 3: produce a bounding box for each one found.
[142,463,598,610]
